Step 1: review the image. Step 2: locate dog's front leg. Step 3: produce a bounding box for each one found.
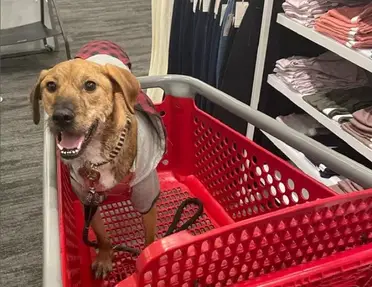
[90,208,113,279]
[143,205,157,246]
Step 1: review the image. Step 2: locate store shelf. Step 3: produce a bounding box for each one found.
[267,74,372,162]
[0,22,61,47]
[262,129,340,186]
[0,0,71,59]
[277,13,372,73]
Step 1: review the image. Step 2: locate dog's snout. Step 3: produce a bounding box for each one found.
[52,109,74,125]
[52,98,75,127]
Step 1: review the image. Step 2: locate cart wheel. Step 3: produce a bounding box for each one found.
[45,45,54,52]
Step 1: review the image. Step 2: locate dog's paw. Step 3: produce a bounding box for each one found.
[92,249,113,279]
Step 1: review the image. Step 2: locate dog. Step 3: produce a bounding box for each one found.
[30,40,166,279]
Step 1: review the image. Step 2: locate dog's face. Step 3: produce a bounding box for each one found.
[30,59,139,159]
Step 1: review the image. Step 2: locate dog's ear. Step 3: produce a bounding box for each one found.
[104,64,140,114]
[30,69,48,125]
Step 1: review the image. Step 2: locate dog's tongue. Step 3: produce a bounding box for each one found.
[59,132,85,149]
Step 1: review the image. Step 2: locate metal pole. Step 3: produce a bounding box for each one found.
[245,0,274,140]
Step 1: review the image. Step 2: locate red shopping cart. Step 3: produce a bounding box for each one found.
[43,75,372,287]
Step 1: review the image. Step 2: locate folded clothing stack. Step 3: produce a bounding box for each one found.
[327,0,372,7]
[274,51,369,95]
[278,113,330,136]
[277,113,350,146]
[282,0,339,28]
[303,86,372,123]
[341,106,372,148]
[330,179,364,193]
[315,2,372,49]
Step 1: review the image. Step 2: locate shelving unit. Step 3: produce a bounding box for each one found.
[267,74,372,162]
[247,0,372,186]
[0,0,71,59]
[277,13,372,73]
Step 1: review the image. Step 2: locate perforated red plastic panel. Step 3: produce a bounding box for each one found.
[131,191,372,287]
[57,95,371,287]
[242,243,372,287]
[190,106,336,221]
[58,160,87,287]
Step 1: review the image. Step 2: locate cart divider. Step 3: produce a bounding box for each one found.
[139,75,372,188]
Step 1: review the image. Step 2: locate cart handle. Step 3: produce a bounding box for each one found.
[43,114,62,287]
[139,75,372,188]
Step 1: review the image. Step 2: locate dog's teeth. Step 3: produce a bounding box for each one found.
[57,144,63,151]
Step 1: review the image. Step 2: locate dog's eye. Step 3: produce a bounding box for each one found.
[84,81,96,92]
[46,81,57,92]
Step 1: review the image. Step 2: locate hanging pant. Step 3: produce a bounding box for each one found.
[216,0,236,88]
[213,0,263,133]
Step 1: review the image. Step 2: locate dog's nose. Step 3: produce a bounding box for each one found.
[52,109,75,126]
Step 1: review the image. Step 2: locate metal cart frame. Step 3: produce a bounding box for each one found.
[0,0,71,59]
[43,75,372,286]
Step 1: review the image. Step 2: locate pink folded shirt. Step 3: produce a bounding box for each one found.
[316,15,372,35]
[353,106,372,127]
[316,29,372,48]
[315,23,372,48]
[328,2,372,24]
[316,22,372,41]
[341,122,372,149]
[350,119,372,136]
[314,3,372,49]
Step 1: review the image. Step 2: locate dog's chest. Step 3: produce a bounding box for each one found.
[69,138,118,192]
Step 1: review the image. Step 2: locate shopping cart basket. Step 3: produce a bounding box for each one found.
[43,75,372,287]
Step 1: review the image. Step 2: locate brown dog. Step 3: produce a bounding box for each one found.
[30,41,166,279]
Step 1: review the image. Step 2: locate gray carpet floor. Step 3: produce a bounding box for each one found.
[0,1,151,286]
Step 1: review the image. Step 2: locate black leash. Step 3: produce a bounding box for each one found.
[83,197,204,256]
[164,198,204,237]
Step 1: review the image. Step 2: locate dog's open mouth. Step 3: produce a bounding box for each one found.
[56,121,98,159]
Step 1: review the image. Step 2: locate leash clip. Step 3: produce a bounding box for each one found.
[79,161,102,206]
[85,187,101,206]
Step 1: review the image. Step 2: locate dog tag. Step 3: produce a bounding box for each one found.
[78,161,101,187]
[80,162,100,180]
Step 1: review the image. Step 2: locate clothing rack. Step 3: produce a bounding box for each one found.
[246,0,372,186]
